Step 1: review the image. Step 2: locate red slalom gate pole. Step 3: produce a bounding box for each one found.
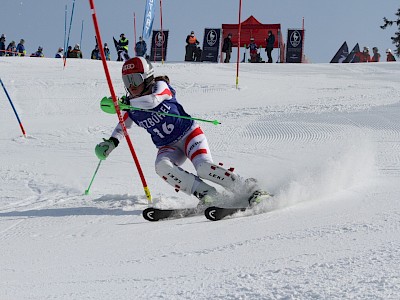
[88,0,152,203]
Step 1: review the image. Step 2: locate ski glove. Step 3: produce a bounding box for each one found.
[95,137,119,160]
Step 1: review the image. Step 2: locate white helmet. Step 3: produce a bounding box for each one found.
[386,48,392,53]
[122,57,154,91]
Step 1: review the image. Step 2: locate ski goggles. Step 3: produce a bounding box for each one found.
[122,73,144,89]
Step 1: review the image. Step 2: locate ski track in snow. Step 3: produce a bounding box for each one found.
[1,59,400,299]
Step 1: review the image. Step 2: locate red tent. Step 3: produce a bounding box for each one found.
[222,15,281,48]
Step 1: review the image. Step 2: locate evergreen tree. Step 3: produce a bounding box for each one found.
[381,8,400,57]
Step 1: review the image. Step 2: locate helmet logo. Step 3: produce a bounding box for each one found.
[122,63,136,72]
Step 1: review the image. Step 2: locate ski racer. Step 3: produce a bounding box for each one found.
[95,57,264,207]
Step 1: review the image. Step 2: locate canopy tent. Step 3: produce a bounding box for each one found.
[222,15,281,48]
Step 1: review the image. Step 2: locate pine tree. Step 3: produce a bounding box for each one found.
[381,8,400,57]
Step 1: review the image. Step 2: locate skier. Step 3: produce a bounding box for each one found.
[95,57,265,207]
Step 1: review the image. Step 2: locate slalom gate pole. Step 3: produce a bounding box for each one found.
[84,160,102,195]
[133,12,137,55]
[80,20,84,49]
[64,5,67,53]
[236,0,242,89]
[160,0,164,63]
[64,0,76,68]
[0,78,27,138]
[89,0,152,203]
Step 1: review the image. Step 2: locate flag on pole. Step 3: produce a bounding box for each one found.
[330,41,349,63]
[142,0,155,40]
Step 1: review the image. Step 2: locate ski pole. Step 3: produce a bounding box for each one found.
[89,0,152,203]
[0,78,27,137]
[100,96,222,125]
[85,160,102,195]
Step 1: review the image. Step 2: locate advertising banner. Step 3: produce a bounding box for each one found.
[286,29,304,63]
[150,30,169,62]
[201,28,221,62]
[142,0,156,39]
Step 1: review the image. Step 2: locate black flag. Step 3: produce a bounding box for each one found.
[330,41,348,63]
[343,43,360,63]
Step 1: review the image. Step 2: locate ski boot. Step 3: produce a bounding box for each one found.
[248,190,272,206]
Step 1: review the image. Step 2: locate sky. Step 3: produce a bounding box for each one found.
[1,0,399,62]
[1,57,400,298]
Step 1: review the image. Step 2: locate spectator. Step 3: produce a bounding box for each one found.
[194,46,202,62]
[104,43,111,60]
[0,34,6,56]
[370,47,381,62]
[16,39,26,56]
[135,36,147,57]
[55,47,64,58]
[69,44,83,58]
[30,46,44,57]
[91,44,100,60]
[265,30,275,63]
[6,41,17,56]
[185,30,200,61]
[117,33,129,61]
[246,37,259,63]
[222,33,233,63]
[66,46,73,58]
[360,47,371,62]
[385,48,396,62]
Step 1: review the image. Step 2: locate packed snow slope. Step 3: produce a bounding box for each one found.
[1,57,400,300]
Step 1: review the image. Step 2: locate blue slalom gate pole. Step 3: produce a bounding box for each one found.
[0,78,27,137]
[64,5,67,53]
[80,20,84,49]
[64,0,76,67]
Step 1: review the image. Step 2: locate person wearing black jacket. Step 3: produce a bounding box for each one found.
[222,33,233,63]
[185,31,200,61]
[265,30,275,63]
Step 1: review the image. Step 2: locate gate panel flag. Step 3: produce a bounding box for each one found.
[150,30,169,61]
[330,41,349,63]
[142,0,155,40]
[201,28,221,62]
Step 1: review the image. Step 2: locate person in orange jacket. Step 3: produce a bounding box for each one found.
[185,31,200,61]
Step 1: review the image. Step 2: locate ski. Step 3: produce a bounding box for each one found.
[142,207,201,222]
[204,206,248,221]
[205,191,273,221]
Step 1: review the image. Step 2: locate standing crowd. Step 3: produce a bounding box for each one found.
[1,31,397,63]
[222,30,276,63]
[354,46,396,62]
